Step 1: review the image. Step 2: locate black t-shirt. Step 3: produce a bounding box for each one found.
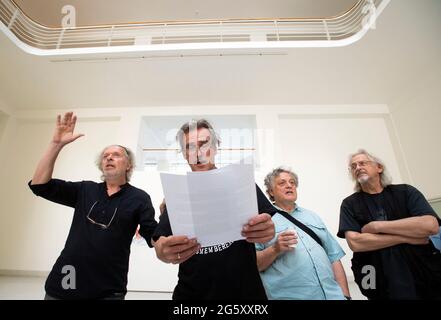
[152,185,273,300]
[338,184,438,299]
[29,179,157,299]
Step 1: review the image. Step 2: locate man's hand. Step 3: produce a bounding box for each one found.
[242,213,275,243]
[159,199,167,215]
[31,112,84,185]
[361,221,382,234]
[272,230,298,253]
[52,112,84,147]
[154,235,200,264]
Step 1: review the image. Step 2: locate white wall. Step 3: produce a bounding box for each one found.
[0,105,407,291]
[277,114,404,275]
[0,100,12,148]
[0,116,121,271]
[389,67,441,200]
[0,111,8,146]
[0,99,12,115]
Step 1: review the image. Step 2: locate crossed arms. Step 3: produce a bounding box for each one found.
[345,215,439,252]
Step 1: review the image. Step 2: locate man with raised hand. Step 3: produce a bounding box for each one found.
[29,112,157,300]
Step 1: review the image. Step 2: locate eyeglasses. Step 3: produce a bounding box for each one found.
[86,201,118,229]
[348,160,374,171]
[185,141,213,154]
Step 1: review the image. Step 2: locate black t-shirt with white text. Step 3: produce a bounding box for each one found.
[153,185,272,300]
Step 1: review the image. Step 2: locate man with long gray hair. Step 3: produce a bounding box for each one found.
[28,112,158,299]
[338,149,441,299]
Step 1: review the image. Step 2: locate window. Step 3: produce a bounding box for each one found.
[139,115,258,172]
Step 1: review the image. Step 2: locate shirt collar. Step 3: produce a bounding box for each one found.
[273,203,300,215]
[102,182,129,197]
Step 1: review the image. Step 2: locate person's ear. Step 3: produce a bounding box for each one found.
[377,164,384,174]
[268,189,274,197]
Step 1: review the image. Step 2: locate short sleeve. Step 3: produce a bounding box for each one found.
[322,227,345,263]
[406,185,437,216]
[337,200,362,238]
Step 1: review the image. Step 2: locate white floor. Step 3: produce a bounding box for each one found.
[0,275,173,300]
[0,275,365,300]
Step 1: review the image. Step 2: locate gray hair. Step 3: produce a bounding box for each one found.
[264,167,299,202]
[349,149,392,192]
[176,119,221,152]
[96,145,135,182]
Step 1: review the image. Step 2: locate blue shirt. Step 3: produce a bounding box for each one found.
[256,205,345,300]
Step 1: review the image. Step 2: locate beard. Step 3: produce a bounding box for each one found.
[357,174,370,184]
[103,170,125,180]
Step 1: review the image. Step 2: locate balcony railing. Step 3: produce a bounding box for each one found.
[0,0,390,56]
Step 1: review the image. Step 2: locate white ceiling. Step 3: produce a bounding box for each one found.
[14,0,358,26]
[0,0,440,111]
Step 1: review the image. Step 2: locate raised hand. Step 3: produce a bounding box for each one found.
[52,112,84,146]
[31,112,84,185]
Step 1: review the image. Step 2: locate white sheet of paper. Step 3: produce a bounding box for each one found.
[159,163,258,247]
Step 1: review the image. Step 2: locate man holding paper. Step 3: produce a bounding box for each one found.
[152,119,275,300]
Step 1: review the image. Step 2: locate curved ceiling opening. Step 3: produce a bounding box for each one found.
[0,0,391,56]
[13,0,360,27]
